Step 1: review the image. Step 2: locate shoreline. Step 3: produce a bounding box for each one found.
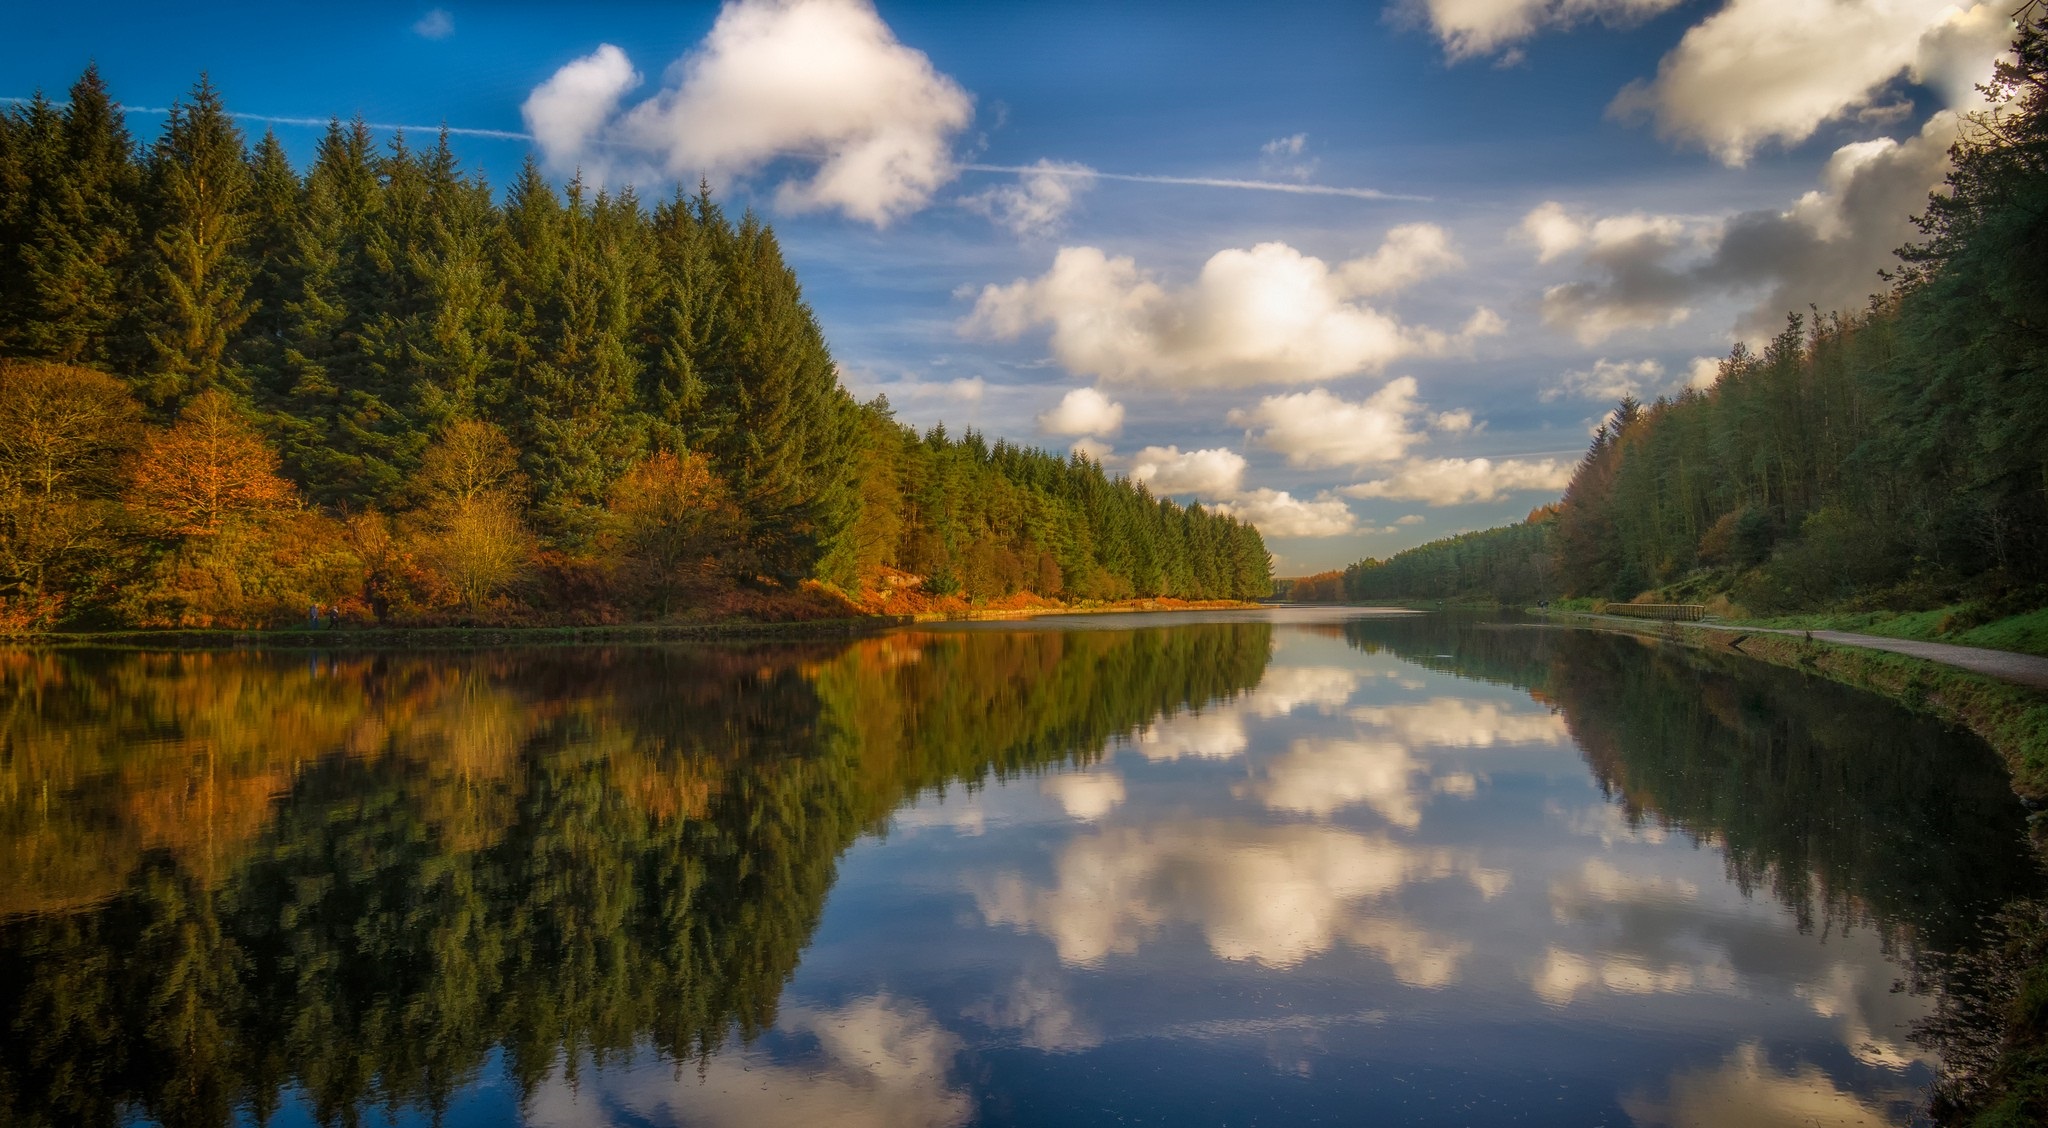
[1539,609,2048,801]
[3,599,1274,651]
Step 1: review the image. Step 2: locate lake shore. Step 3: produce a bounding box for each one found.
[1541,607,2048,1128]
[6,598,1272,651]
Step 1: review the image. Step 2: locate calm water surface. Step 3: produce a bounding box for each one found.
[1,610,2039,1126]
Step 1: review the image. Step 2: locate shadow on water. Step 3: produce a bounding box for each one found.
[0,623,1274,1127]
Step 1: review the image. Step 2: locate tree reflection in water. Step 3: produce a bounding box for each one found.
[0,624,1273,1127]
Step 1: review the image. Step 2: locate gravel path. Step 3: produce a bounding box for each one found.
[1726,627,2048,691]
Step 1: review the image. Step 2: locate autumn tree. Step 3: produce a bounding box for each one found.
[126,389,295,536]
[607,450,738,617]
[412,420,531,613]
[0,360,142,619]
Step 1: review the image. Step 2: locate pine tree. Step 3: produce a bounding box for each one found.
[138,76,256,408]
[237,131,302,380]
[698,211,857,582]
[17,66,141,370]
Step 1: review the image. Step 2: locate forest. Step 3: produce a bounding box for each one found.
[1339,11,2046,616]
[0,69,1272,632]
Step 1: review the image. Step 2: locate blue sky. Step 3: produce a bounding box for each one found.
[3,0,2016,571]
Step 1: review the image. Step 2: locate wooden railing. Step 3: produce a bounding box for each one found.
[1600,602,1706,622]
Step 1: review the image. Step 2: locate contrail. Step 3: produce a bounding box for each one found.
[0,97,531,141]
[4,96,1423,201]
[961,162,1427,203]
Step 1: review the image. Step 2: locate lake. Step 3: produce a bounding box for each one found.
[1,609,2038,1127]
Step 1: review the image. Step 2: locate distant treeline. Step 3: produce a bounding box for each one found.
[0,70,1270,630]
[1346,13,2046,613]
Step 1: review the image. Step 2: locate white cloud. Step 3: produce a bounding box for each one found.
[1036,386,1125,437]
[522,0,974,224]
[962,159,1095,237]
[1040,771,1126,822]
[523,995,971,1128]
[963,234,1491,388]
[1352,698,1569,746]
[1232,379,1477,470]
[413,8,454,39]
[1069,437,1115,464]
[1247,665,1361,717]
[963,973,1101,1053]
[1210,489,1359,538]
[1128,445,1246,498]
[1259,132,1318,180]
[1544,357,1667,403]
[1621,1042,1907,1128]
[1530,109,1965,341]
[1395,514,1426,526]
[1338,223,1463,295]
[1411,0,1685,62]
[1125,708,1248,762]
[1611,0,2012,164]
[524,44,642,167]
[1344,457,1573,506]
[973,821,1485,970]
[1252,737,1431,826]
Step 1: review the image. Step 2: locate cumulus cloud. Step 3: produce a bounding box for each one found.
[1247,665,1362,717]
[1352,698,1568,746]
[522,0,973,224]
[963,973,1101,1053]
[413,8,454,39]
[1210,488,1359,538]
[1545,357,1664,403]
[1343,457,1574,506]
[1409,0,1685,62]
[973,821,1486,970]
[962,159,1095,237]
[1339,223,1465,295]
[1036,386,1124,437]
[1069,436,1116,464]
[1252,737,1432,826]
[523,995,971,1128]
[1620,1042,1908,1128]
[1529,108,1962,341]
[1117,443,1358,538]
[1125,708,1249,762]
[1040,771,1126,822]
[1128,445,1245,498]
[1611,0,2012,164]
[1232,379,1444,469]
[962,232,1492,388]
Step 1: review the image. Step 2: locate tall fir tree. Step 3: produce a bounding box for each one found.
[698,211,857,582]
[17,66,141,371]
[138,76,256,408]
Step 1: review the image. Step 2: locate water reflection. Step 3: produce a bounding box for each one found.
[0,611,2037,1126]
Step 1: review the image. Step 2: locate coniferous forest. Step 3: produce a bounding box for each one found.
[1343,12,2047,616]
[0,70,1272,631]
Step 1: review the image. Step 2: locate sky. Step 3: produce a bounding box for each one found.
[2,0,2020,572]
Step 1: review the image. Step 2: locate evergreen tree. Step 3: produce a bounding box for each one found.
[16,65,141,370]
[697,210,856,582]
[138,76,255,408]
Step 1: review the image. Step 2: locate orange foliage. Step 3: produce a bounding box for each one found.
[125,389,296,535]
[1289,570,1347,602]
